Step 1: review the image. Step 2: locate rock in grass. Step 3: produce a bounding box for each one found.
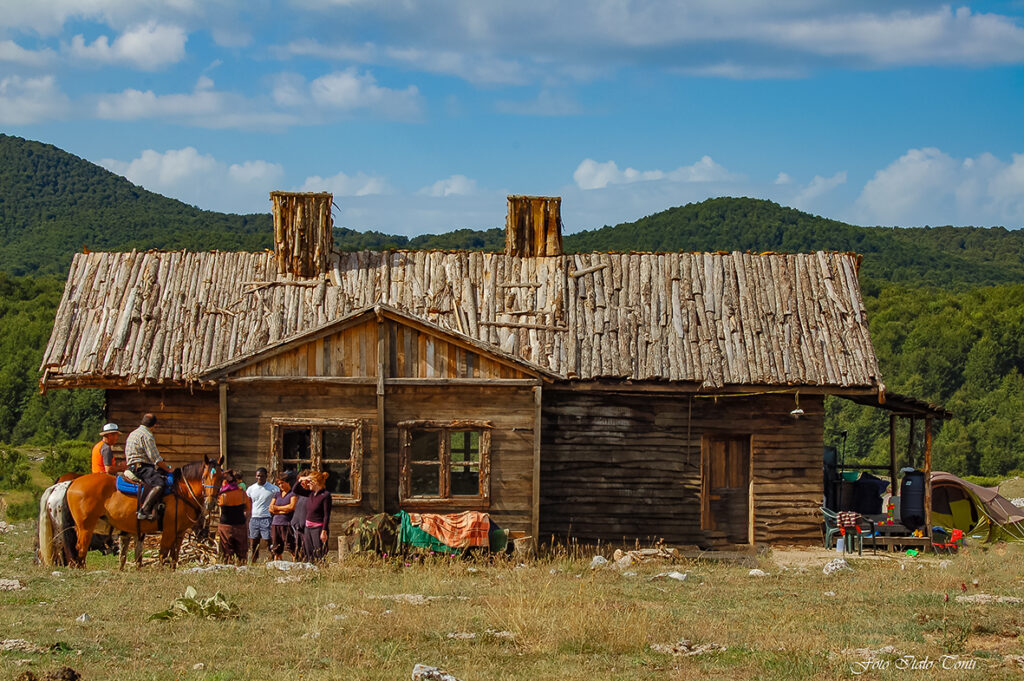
[651,571,688,582]
[748,569,768,577]
[589,555,608,569]
[823,558,851,575]
[412,664,464,681]
[0,579,24,591]
[75,614,90,623]
[955,593,1022,605]
[265,560,318,571]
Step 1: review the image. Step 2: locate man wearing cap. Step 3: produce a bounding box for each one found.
[125,413,173,520]
[91,423,123,475]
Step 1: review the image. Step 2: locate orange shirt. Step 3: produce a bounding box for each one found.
[91,441,116,474]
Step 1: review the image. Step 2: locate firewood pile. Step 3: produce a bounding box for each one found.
[138,531,219,565]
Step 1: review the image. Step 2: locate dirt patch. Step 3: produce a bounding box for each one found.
[968,633,1020,654]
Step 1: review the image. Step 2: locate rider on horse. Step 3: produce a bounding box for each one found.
[125,413,172,520]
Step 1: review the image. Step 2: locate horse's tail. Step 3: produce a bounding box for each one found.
[37,485,57,566]
[60,492,78,565]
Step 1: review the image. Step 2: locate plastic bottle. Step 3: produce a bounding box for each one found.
[836,537,845,553]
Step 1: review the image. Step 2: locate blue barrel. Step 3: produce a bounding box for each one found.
[900,470,926,530]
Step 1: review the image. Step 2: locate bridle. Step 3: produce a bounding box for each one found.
[176,463,223,529]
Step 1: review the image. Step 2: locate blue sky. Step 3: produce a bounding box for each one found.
[3,1,1024,235]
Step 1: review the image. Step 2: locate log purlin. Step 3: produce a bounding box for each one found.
[40,250,881,391]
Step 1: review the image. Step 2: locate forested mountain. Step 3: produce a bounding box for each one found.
[0,134,1022,478]
[0,135,272,275]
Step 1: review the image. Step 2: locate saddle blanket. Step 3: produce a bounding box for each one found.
[115,473,174,496]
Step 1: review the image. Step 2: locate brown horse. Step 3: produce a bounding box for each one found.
[62,456,224,570]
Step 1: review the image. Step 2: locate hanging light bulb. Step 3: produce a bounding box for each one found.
[790,391,805,418]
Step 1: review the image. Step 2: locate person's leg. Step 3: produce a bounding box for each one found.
[248,517,262,563]
[232,524,248,565]
[216,524,231,563]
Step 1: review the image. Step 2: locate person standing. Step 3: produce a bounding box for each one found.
[217,470,250,565]
[124,414,172,520]
[245,467,279,563]
[300,471,332,561]
[269,474,298,560]
[90,423,122,474]
[289,471,311,561]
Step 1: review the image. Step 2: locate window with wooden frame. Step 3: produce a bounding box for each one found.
[270,418,363,504]
[398,420,492,507]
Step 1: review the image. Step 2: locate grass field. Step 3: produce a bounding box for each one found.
[1,520,1023,681]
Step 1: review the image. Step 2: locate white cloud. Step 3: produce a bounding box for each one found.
[0,40,56,66]
[792,171,847,210]
[308,68,422,118]
[300,170,392,196]
[774,172,793,185]
[69,22,187,70]
[94,77,298,129]
[0,0,199,35]
[100,147,283,213]
[385,47,526,86]
[0,75,68,124]
[418,174,477,197]
[854,148,1024,226]
[573,156,738,190]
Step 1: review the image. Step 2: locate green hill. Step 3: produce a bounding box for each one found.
[0,134,273,275]
[564,198,1024,290]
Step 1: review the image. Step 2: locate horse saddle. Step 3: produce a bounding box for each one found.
[116,471,174,496]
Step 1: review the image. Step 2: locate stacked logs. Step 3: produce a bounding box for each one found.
[271,191,334,278]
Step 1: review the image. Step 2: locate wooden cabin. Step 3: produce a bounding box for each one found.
[41,192,893,548]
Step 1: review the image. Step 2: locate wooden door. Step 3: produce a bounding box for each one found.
[701,435,752,544]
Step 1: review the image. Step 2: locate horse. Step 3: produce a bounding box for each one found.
[59,456,224,570]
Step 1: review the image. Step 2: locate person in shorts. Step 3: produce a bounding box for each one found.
[245,467,280,564]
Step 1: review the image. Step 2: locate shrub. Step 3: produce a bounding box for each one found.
[40,439,92,480]
[0,445,31,490]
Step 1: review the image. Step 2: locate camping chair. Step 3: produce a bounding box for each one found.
[821,507,875,555]
[931,527,964,554]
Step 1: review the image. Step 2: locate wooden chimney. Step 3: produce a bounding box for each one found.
[505,195,563,257]
[270,191,334,278]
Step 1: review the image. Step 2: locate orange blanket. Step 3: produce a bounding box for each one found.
[408,511,491,548]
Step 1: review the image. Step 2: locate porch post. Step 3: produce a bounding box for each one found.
[924,417,933,541]
[889,414,898,497]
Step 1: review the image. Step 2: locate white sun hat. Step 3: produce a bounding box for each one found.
[100,423,120,434]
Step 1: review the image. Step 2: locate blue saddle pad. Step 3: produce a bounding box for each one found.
[116,473,174,496]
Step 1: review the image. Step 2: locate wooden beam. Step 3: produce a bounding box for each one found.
[907,416,917,468]
[219,383,228,466]
[532,384,542,543]
[386,377,541,387]
[889,414,898,497]
[377,318,386,513]
[924,416,933,541]
[224,376,377,385]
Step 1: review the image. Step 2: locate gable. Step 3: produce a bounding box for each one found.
[221,310,535,381]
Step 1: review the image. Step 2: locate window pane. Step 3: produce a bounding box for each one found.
[410,430,440,461]
[410,464,440,497]
[451,468,480,496]
[450,430,480,463]
[283,429,311,461]
[322,462,352,496]
[323,429,352,461]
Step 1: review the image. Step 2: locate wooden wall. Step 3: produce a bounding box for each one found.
[106,388,220,468]
[225,382,379,531]
[539,389,824,547]
[384,385,536,532]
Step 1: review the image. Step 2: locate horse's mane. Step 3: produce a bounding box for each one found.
[178,460,208,482]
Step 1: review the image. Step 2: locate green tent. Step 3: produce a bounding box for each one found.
[931,472,1024,542]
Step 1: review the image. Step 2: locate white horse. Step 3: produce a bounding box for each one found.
[37,480,75,566]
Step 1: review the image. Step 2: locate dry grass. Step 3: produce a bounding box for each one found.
[1,523,1023,680]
